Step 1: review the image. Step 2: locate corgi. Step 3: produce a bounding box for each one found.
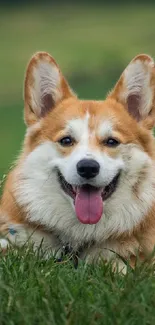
[1,51,155,272]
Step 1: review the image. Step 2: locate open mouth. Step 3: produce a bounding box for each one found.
[57,171,120,225]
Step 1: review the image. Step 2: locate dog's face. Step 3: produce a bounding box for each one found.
[22,52,155,230]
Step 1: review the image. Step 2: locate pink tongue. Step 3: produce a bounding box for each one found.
[75,187,103,224]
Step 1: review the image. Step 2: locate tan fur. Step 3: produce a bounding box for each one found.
[1,52,155,271]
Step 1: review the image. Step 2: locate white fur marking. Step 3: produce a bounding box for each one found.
[14,138,154,250]
[98,120,113,139]
[66,112,90,143]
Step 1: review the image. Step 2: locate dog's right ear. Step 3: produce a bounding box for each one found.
[108,54,155,124]
[24,52,75,125]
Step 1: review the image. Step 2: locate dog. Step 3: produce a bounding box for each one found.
[1,51,155,272]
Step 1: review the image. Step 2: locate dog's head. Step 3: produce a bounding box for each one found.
[23,52,155,228]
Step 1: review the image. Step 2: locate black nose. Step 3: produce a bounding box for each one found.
[77,159,100,179]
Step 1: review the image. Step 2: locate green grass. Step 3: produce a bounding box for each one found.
[0,247,155,325]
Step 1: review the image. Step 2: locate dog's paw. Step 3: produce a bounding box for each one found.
[112,259,127,275]
[0,238,9,253]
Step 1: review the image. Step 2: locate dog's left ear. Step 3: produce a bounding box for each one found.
[24,52,75,125]
[109,54,155,126]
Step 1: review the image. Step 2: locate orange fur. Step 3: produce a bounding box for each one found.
[1,52,155,270]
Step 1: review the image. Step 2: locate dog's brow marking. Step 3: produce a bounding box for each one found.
[66,113,90,143]
[98,120,113,139]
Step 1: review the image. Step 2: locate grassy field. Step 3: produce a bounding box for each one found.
[1,3,155,177]
[0,248,155,325]
[1,3,155,324]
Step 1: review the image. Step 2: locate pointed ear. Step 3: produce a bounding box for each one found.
[24,52,75,125]
[109,54,155,122]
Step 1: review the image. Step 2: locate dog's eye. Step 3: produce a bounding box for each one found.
[59,136,74,147]
[104,138,120,147]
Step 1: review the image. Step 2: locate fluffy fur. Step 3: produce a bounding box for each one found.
[1,52,155,273]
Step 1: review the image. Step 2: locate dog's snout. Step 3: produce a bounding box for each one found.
[77,159,100,179]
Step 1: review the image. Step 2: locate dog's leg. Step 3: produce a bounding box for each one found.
[80,246,127,274]
[0,223,62,259]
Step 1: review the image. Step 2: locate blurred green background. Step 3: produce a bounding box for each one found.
[0,1,155,178]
